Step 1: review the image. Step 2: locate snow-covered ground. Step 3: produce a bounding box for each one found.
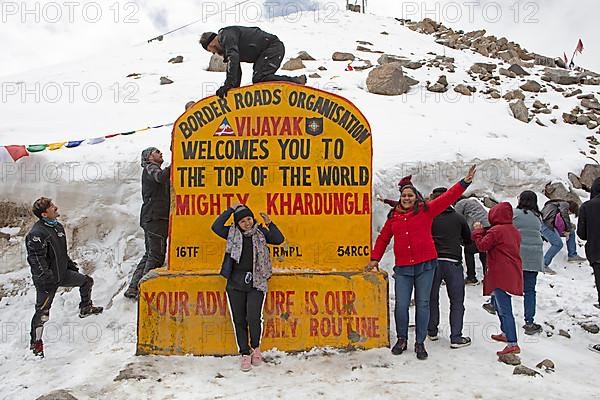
[1,2,599,399]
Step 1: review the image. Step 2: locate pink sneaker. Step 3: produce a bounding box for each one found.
[240,355,252,372]
[251,348,262,366]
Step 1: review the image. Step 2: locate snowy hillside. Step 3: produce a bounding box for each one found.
[1,2,600,399]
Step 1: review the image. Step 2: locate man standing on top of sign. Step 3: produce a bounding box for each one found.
[200,26,307,98]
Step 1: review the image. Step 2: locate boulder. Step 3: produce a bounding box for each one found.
[536,359,555,371]
[366,63,418,96]
[580,164,600,191]
[533,100,545,109]
[332,52,355,61]
[297,51,315,61]
[498,353,521,365]
[563,112,577,124]
[36,390,78,400]
[159,76,173,85]
[568,172,582,189]
[508,64,530,76]
[503,89,525,101]
[543,68,581,85]
[581,323,600,334]
[454,84,473,96]
[577,115,591,125]
[510,100,529,123]
[499,68,517,78]
[544,182,581,205]
[282,57,305,71]
[520,80,542,93]
[309,73,321,78]
[318,66,327,71]
[558,329,571,338]
[377,54,407,65]
[470,62,496,75]
[582,98,600,111]
[208,54,227,72]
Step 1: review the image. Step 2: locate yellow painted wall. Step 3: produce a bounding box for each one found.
[137,270,389,356]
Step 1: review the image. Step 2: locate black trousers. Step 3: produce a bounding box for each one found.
[464,242,487,279]
[226,285,265,355]
[428,260,466,342]
[129,220,168,289]
[30,270,93,343]
[593,262,600,304]
[252,40,298,84]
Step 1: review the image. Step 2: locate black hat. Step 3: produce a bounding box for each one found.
[233,205,254,225]
[200,32,217,50]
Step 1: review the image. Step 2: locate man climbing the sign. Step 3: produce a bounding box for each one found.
[200,26,307,98]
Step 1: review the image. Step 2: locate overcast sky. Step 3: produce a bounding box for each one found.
[0,0,597,77]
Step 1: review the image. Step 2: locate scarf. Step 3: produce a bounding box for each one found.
[226,223,272,292]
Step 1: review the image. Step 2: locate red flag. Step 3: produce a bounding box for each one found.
[576,39,584,53]
[0,145,29,162]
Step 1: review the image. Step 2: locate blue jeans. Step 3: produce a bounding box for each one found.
[523,271,538,325]
[541,224,577,266]
[492,289,518,345]
[393,260,437,345]
[428,260,465,342]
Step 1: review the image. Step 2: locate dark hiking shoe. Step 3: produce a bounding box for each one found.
[124,287,139,300]
[31,340,44,358]
[465,277,479,286]
[79,305,104,318]
[294,75,307,85]
[482,301,496,315]
[415,343,428,360]
[567,255,586,263]
[589,344,600,354]
[391,338,407,355]
[427,333,439,341]
[523,323,542,335]
[450,337,472,349]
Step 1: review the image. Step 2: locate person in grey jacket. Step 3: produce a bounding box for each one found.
[540,199,586,273]
[513,191,544,335]
[455,196,489,284]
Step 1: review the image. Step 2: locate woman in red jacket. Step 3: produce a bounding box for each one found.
[367,165,476,360]
[472,202,523,356]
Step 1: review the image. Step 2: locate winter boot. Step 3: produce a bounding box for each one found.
[391,337,407,355]
[31,340,44,358]
[523,323,542,335]
[124,287,139,300]
[482,302,496,315]
[464,277,479,286]
[415,343,428,360]
[79,305,104,318]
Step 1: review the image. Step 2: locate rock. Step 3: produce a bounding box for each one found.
[535,118,546,127]
[282,57,305,71]
[533,100,545,109]
[297,51,315,61]
[536,359,555,371]
[577,94,596,100]
[159,76,173,85]
[454,84,473,96]
[513,365,541,377]
[403,61,423,70]
[377,54,406,65]
[508,64,530,76]
[309,73,321,78]
[352,59,373,71]
[332,52,355,61]
[168,55,183,64]
[510,100,529,123]
[565,89,583,98]
[544,182,581,205]
[208,54,227,72]
[503,89,525,101]
[588,121,599,130]
[36,390,78,400]
[562,113,577,124]
[490,91,501,99]
[483,196,499,208]
[114,361,157,381]
[539,108,551,114]
[543,68,581,85]
[126,72,141,78]
[499,68,517,78]
[356,40,374,46]
[470,62,496,75]
[577,115,591,125]
[568,172,582,189]
[366,63,418,96]
[427,83,447,93]
[581,323,600,334]
[582,98,600,111]
[551,118,557,124]
[498,353,521,365]
[357,45,372,52]
[318,66,327,71]
[558,329,571,338]
[380,31,389,35]
[520,80,542,92]
[437,75,448,87]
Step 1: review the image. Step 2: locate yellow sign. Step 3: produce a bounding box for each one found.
[169,83,372,271]
[137,269,389,355]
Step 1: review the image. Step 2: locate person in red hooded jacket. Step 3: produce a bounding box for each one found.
[367,165,476,360]
[472,202,523,356]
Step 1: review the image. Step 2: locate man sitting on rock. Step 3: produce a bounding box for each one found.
[200,26,307,98]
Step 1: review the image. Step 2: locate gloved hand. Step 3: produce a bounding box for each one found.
[216,85,230,98]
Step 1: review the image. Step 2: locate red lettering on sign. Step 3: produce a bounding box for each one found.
[196,291,227,316]
[143,291,156,316]
[324,291,358,315]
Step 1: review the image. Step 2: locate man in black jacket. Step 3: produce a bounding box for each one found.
[26,197,103,357]
[200,26,307,98]
[124,147,171,300]
[427,187,472,348]
[577,177,600,309]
